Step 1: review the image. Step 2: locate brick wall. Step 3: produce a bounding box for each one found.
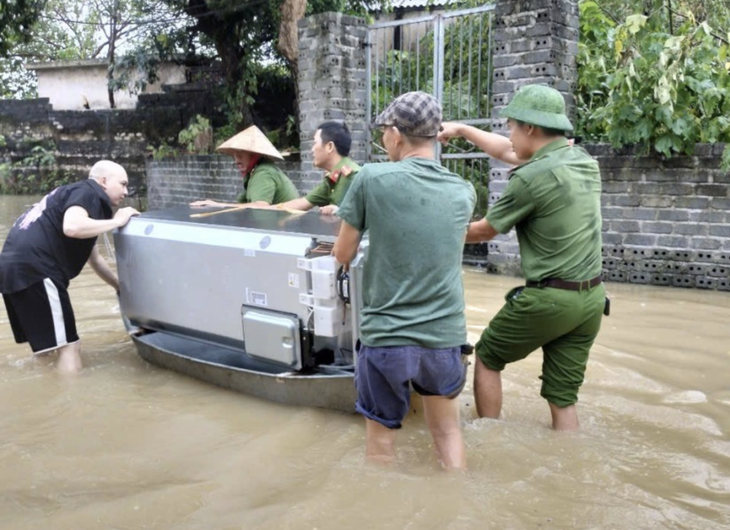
[588,144,730,291]
[147,155,302,210]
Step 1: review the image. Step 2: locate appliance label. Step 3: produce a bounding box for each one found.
[288,273,300,288]
[250,291,268,307]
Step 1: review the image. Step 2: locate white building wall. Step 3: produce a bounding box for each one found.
[30,61,187,110]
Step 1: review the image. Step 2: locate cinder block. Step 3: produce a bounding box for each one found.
[672,275,696,288]
[606,270,627,282]
[695,277,716,289]
[629,272,650,284]
[708,266,729,278]
[650,274,672,286]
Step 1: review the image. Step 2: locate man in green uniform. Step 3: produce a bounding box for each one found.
[190,125,298,208]
[334,92,475,469]
[440,84,604,431]
[278,121,360,215]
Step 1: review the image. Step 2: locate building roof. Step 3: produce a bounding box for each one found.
[391,0,455,7]
[25,59,108,71]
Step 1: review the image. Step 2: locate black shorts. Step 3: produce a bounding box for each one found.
[2,278,79,353]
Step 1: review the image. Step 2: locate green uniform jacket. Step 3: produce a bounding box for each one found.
[237,161,299,204]
[486,138,603,281]
[304,157,361,207]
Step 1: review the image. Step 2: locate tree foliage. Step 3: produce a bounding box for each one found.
[576,0,730,160]
[157,0,375,134]
[0,0,44,56]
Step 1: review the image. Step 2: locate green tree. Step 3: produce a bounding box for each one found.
[159,0,374,131]
[0,0,44,56]
[577,0,730,159]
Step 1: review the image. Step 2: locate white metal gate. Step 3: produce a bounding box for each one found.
[367,3,496,213]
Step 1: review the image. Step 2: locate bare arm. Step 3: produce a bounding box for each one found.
[87,246,119,291]
[277,197,315,211]
[63,206,139,239]
[439,122,524,166]
[466,219,500,243]
[333,220,363,267]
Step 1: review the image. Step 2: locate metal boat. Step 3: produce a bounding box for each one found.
[114,205,366,412]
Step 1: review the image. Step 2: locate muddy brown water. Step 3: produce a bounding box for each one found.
[1,195,728,530]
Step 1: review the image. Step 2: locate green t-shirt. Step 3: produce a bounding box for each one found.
[305,157,361,207]
[486,138,603,281]
[337,157,476,348]
[237,161,299,204]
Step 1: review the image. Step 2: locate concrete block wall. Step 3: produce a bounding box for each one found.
[0,89,217,195]
[297,12,369,191]
[486,0,580,274]
[586,144,730,291]
[146,155,302,210]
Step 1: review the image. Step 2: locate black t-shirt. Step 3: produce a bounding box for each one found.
[0,179,113,293]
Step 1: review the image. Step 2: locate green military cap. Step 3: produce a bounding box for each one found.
[500,84,574,132]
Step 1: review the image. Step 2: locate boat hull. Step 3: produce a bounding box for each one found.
[132,331,357,413]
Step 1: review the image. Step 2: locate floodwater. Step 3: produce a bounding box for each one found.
[1,194,729,530]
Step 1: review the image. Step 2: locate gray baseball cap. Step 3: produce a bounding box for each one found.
[374,91,442,137]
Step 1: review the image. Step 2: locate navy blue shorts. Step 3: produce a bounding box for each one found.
[355,345,467,429]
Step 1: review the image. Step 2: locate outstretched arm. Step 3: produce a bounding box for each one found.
[63,206,139,239]
[466,219,500,243]
[87,246,119,291]
[439,122,524,166]
[277,197,315,212]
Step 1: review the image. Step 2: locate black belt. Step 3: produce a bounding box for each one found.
[526,275,603,291]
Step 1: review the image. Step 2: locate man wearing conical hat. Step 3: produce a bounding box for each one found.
[190,125,298,208]
[439,84,605,432]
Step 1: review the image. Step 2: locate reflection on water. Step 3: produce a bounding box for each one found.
[1,195,729,530]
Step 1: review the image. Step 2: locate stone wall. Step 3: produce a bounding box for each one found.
[147,155,302,210]
[0,88,217,195]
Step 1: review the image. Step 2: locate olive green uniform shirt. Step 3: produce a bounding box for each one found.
[337,157,476,348]
[237,161,299,204]
[305,157,361,207]
[486,138,603,281]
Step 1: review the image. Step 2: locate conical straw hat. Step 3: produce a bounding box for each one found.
[216,125,284,160]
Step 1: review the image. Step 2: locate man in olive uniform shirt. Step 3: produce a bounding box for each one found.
[439,84,605,431]
[190,125,298,208]
[278,121,360,215]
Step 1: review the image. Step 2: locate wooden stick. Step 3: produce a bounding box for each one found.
[190,206,248,218]
[190,205,308,219]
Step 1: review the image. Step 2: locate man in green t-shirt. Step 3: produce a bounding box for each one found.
[277,121,360,215]
[439,84,605,431]
[334,92,475,470]
[190,125,298,209]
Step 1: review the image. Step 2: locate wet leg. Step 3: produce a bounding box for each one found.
[422,395,466,470]
[56,341,82,374]
[364,418,397,465]
[474,356,502,419]
[549,402,579,431]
